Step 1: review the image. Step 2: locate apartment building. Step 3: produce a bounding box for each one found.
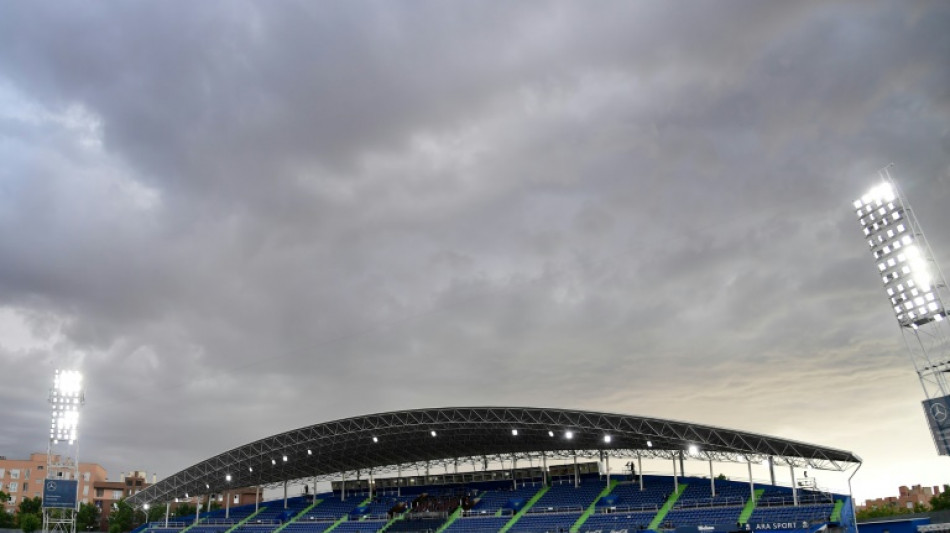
[0,453,107,512]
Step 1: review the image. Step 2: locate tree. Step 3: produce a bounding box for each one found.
[931,485,950,511]
[715,474,728,481]
[173,503,195,519]
[15,497,42,532]
[146,505,164,523]
[19,513,40,533]
[108,499,134,533]
[17,497,42,517]
[0,491,14,528]
[77,502,101,532]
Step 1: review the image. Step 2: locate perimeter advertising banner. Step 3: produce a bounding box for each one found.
[42,479,78,509]
[922,396,950,455]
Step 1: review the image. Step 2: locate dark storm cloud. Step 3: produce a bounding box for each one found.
[1,1,949,498]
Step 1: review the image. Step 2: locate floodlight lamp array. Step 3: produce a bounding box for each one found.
[54,370,83,397]
[854,183,946,327]
[50,370,83,444]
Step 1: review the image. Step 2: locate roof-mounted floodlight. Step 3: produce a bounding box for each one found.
[248,467,253,472]
[511,429,518,436]
[565,431,573,440]
[603,435,612,443]
[282,455,288,462]
[688,444,699,455]
[646,441,653,447]
[430,430,437,437]
[548,431,554,437]
[271,459,276,465]
[225,474,231,482]
[372,437,378,443]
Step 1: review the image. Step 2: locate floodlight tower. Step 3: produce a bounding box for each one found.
[43,370,85,533]
[853,167,950,454]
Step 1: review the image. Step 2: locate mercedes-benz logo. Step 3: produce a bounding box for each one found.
[46,481,57,491]
[931,402,948,423]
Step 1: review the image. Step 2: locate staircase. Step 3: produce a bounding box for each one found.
[647,484,688,530]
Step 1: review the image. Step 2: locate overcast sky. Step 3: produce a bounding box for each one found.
[1,1,950,504]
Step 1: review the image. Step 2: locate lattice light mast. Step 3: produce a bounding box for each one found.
[854,167,950,454]
[43,370,85,533]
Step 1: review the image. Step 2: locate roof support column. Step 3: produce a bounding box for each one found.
[512,456,517,490]
[454,458,458,475]
[283,479,288,509]
[605,453,610,490]
[747,459,755,504]
[709,459,716,497]
[790,465,798,506]
[206,495,211,513]
[195,495,200,523]
[165,502,170,528]
[542,452,548,487]
[369,469,374,499]
[637,453,643,492]
[226,487,231,519]
[672,456,678,493]
[768,457,776,487]
[397,466,402,497]
[256,485,260,513]
[313,477,317,505]
[679,450,685,480]
[341,471,346,502]
[573,453,579,488]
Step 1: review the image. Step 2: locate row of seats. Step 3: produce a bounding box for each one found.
[142,474,842,533]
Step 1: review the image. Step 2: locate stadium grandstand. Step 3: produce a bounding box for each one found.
[126,407,860,533]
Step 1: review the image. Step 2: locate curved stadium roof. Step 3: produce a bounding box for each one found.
[128,406,861,506]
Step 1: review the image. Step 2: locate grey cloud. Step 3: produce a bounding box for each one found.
[0,1,948,501]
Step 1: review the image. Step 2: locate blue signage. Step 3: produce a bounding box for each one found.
[923,396,950,455]
[748,521,810,531]
[42,479,78,509]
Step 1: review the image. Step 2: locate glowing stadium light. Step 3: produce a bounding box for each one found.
[854,181,946,327]
[372,437,378,443]
[548,431,554,437]
[646,441,653,447]
[271,459,276,465]
[430,430,437,437]
[248,467,253,472]
[49,369,84,444]
[225,474,231,482]
[307,449,312,455]
[688,444,699,455]
[282,455,288,462]
[565,431,573,440]
[511,429,518,436]
[603,435,611,443]
[54,370,83,397]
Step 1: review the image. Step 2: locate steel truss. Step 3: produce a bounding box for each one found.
[128,406,860,506]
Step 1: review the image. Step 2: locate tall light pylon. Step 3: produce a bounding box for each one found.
[854,167,950,454]
[43,369,85,533]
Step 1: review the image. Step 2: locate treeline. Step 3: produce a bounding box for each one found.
[857,485,950,521]
[0,491,216,533]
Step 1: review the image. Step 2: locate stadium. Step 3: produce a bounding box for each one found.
[122,407,861,533]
